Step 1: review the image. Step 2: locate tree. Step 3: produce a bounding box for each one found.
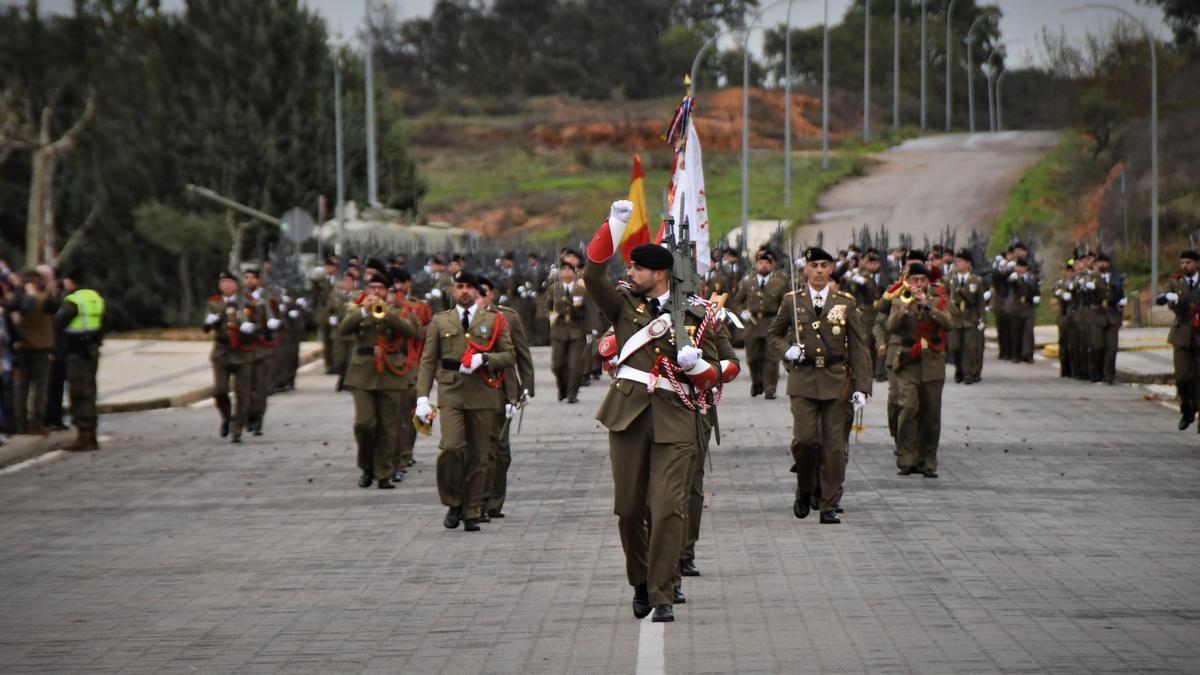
[716,47,766,87]
[1080,88,1120,157]
[1139,0,1200,48]
[134,202,228,322]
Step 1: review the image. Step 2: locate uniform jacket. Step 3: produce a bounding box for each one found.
[546,279,588,340]
[1088,272,1124,327]
[767,288,872,401]
[494,303,535,401]
[416,306,517,410]
[1162,274,1200,347]
[885,291,953,382]
[732,270,789,337]
[946,271,986,328]
[203,293,266,366]
[1006,271,1039,318]
[584,260,720,445]
[338,303,419,390]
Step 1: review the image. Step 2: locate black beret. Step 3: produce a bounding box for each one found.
[450,254,464,262]
[391,268,412,283]
[503,252,515,261]
[756,250,773,262]
[219,270,238,282]
[1012,241,1028,250]
[906,262,931,278]
[1082,251,1096,258]
[477,275,494,291]
[1096,252,1111,262]
[905,249,926,262]
[1015,257,1030,267]
[631,244,673,270]
[365,257,387,273]
[1182,250,1200,261]
[954,248,974,264]
[559,262,576,272]
[453,270,481,290]
[365,273,390,287]
[804,246,834,262]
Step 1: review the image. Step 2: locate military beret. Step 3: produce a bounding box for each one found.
[1082,250,1096,258]
[631,244,673,270]
[1096,252,1111,262]
[477,275,494,292]
[1015,257,1030,267]
[559,262,576,272]
[453,270,481,290]
[756,250,773,262]
[804,246,834,262]
[365,257,387,273]
[450,254,464,263]
[431,256,444,265]
[502,252,515,261]
[365,273,390,287]
[906,262,931,278]
[954,248,974,264]
[1012,241,1028,250]
[64,269,85,284]
[219,270,238,282]
[391,268,412,283]
[1181,250,1200,261]
[905,249,926,262]
[324,256,338,266]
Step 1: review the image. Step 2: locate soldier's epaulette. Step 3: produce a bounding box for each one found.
[837,290,854,299]
[785,289,801,297]
[434,307,457,318]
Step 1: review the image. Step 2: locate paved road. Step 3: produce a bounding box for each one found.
[1,345,1198,673]
[793,131,1060,251]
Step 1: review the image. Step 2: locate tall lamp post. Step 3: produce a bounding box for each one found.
[964,14,988,134]
[329,34,347,257]
[995,65,1009,131]
[920,0,927,131]
[863,0,870,142]
[944,0,960,131]
[784,0,797,208]
[1066,4,1160,308]
[363,0,378,208]
[893,0,900,129]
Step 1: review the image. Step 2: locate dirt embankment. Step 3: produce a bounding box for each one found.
[1074,162,1125,244]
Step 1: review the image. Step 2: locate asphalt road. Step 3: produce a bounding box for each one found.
[1,345,1197,673]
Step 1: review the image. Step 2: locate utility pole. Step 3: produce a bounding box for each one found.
[920,0,927,131]
[363,0,379,207]
[945,0,960,131]
[864,0,871,142]
[893,0,900,130]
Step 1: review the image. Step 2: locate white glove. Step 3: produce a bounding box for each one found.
[853,275,865,285]
[459,353,485,374]
[522,388,532,401]
[740,310,751,321]
[609,199,634,224]
[267,318,281,330]
[784,344,803,362]
[572,295,584,307]
[328,316,338,326]
[1062,291,1072,301]
[296,298,308,308]
[1008,272,1018,281]
[504,403,516,419]
[499,295,508,305]
[676,345,702,369]
[585,333,594,345]
[1118,297,1127,307]
[204,313,221,326]
[1165,292,1180,304]
[982,290,992,302]
[414,396,433,423]
[1085,281,1096,290]
[1032,296,1040,305]
[977,320,985,331]
[851,391,868,412]
[239,322,256,334]
[288,309,299,318]
[1006,260,1016,270]
[429,288,442,298]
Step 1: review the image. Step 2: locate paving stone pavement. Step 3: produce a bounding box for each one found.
[1,344,1198,674]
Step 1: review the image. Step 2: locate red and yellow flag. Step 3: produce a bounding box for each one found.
[618,153,650,263]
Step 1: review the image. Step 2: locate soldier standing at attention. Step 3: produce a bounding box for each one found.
[202,272,263,443]
[1088,253,1125,384]
[1052,261,1076,378]
[946,249,986,384]
[768,247,871,524]
[312,256,339,374]
[55,269,104,452]
[414,271,516,533]
[886,263,952,477]
[546,262,587,403]
[390,269,433,478]
[339,272,418,489]
[476,276,534,521]
[992,248,1016,361]
[733,250,788,399]
[332,271,357,391]
[846,249,884,380]
[1156,250,1200,431]
[584,200,721,623]
[242,269,280,435]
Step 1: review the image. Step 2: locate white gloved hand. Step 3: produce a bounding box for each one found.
[498,295,508,305]
[784,344,803,362]
[288,309,299,319]
[414,396,433,423]
[740,310,751,321]
[296,297,308,308]
[851,391,868,413]
[329,316,338,326]
[977,320,985,331]
[983,290,992,302]
[239,322,256,334]
[429,288,443,298]
[204,313,221,326]
[1062,291,1072,301]
[676,345,702,369]
[585,333,594,345]
[1165,292,1180,304]
[1118,297,1127,307]
[1006,260,1016,270]
[522,388,532,401]
[504,403,516,419]
[1032,296,1040,305]
[267,318,281,330]
[1085,281,1096,290]
[459,353,485,374]
[609,199,634,224]
[1008,272,1018,281]
[853,275,865,285]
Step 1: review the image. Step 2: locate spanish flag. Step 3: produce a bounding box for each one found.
[618,153,650,263]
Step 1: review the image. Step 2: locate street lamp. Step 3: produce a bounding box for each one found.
[984,45,1003,132]
[784,0,798,208]
[363,0,379,208]
[964,14,988,134]
[945,0,960,131]
[328,33,347,258]
[920,0,927,131]
[995,65,1009,131]
[863,0,870,142]
[893,0,900,130]
[1065,3,1160,308]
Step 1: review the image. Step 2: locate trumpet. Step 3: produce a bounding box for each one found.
[898,281,915,304]
[370,301,389,320]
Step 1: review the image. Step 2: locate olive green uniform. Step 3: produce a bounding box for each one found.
[846,270,884,379]
[768,288,872,514]
[946,271,985,382]
[416,306,516,520]
[311,273,337,373]
[1005,270,1039,362]
[731,271,789,396]
[247,289,277,431]
[584,259,721,609]
[484,304,535,515]
[1087,272,1124,384]
[546,279,588,401]
[203,294,264,439]
[1052,276,1074,377]
[885,290,953,471]
[395,297,433,470]
[1159,273,1200,423]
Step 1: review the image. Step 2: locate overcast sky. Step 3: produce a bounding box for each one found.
[22,0,1168,68]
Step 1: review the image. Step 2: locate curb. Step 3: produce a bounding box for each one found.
[0,430,75,470]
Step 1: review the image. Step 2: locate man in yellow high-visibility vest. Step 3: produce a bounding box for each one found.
[54,269,105,452]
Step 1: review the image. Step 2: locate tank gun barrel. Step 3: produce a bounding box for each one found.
[185,184,283,228]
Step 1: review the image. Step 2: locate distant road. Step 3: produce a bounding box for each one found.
[788,130,1060,252]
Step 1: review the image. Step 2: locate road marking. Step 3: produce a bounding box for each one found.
[636,614,665,675]
[0,450,64,477]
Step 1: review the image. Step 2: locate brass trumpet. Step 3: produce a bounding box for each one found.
[370,301,388,320]
[898,281,915,304]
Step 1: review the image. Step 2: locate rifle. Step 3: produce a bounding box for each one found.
[661,194,709,463]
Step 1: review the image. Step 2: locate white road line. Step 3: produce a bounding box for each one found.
[636,614,665,675]
[0,450,65,477]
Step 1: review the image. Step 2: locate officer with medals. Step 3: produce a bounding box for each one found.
[1157,250,1200,430]
[732,250,789,398]
[583,200,722,623]
[768,247,871,524]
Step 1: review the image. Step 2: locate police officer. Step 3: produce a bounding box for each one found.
[733,250,789,398]
[414,271,517,532]
[1157,250,1200,430]
[584,200,721,623]
[202,272,263,443]
[768,247,872,524]
[55,269,104,452]
[946,249,986,384]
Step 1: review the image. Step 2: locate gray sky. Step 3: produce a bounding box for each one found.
[23,0,1168,68]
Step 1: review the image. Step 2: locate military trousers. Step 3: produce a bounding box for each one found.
[893,366,944,471]
[1173,345,1200,418]
[319,321,335,372]
[436,406,496,520]
[13,349,50,433]
[790,395,848,514]
[550,336,583,400]
[249,353,273,426]
[744,331,779,395]
[1090,322,1120,384]
[395,385,418,467]
[609,407,693,608]
[948,326,983,380]
[484,408,513,513]
[213,359,252,436]
[1057,317,1071,376]
[351,388,402,481]
[66,350,99,430]
[680,433,707,564]
[995,307,1011,359]
[1012,312,1035,361]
